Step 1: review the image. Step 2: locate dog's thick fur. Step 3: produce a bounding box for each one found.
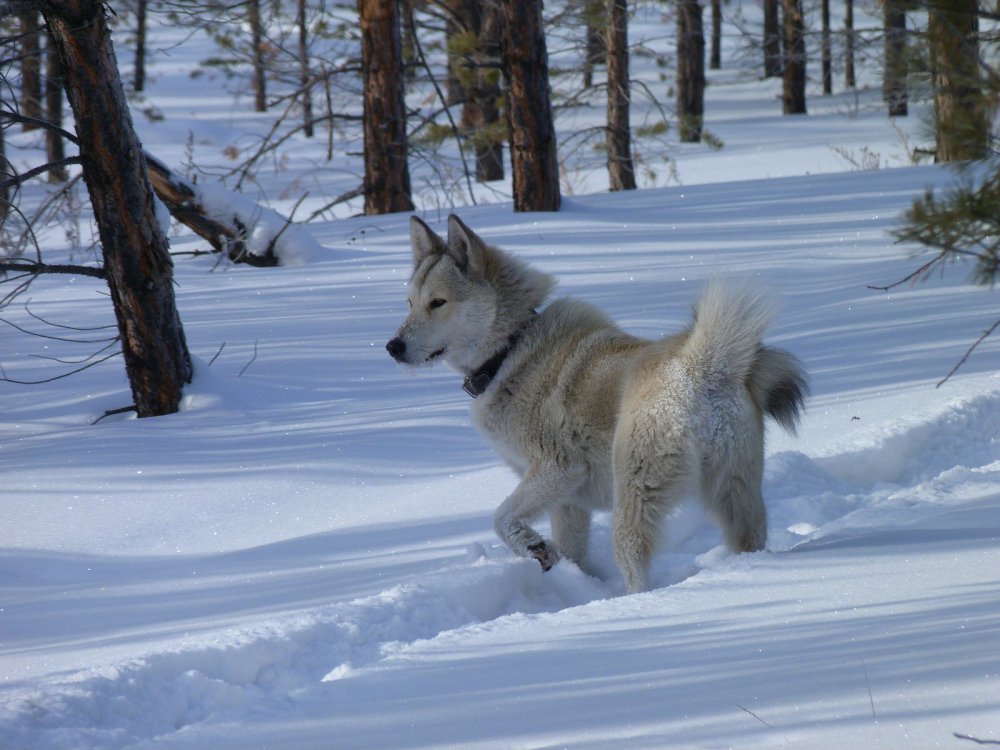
[387,215,808,593]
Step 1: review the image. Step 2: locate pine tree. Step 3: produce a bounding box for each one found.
[359,0,414,214]
[605,0,635,189]
[677,0,705,142]
[498,0,560,212]
[40,0,193,416]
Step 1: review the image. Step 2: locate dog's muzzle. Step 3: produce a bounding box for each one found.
[386,337,406,362]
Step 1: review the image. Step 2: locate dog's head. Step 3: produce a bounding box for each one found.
[386,215,554,374]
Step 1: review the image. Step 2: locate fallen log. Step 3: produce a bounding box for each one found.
[143,153,278,267]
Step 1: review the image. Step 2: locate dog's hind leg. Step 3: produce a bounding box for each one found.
[704,468,767,554]
[612,441,688,594]
[702,424,767,554]
[613,476,689,594]
[550,505,591,570]
[611,396,693,594]
[494,462,584,571]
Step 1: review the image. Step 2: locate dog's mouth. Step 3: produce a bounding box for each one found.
[425,347,446,362]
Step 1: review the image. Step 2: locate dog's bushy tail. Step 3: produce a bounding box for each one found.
[683,282,808,434]
[749,346,809,434]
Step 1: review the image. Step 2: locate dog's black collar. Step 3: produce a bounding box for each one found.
[462,323,531,398]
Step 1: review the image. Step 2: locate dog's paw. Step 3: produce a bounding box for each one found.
[527,540,560,572]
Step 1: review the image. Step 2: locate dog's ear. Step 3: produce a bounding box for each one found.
[447,215,487,275]
[410,216,446,267]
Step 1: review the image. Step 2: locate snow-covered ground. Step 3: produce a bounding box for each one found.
[2,2,999,748]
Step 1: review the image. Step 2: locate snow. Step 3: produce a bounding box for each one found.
[2,2,1000,748]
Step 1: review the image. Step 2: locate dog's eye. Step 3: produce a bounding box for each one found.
[429,298,447,310]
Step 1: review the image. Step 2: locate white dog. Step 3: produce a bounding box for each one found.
[387,216,807,593]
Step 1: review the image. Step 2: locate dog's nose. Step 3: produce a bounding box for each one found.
[386,337,406,361]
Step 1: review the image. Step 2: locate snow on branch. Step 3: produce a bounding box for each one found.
[144,154,322,267]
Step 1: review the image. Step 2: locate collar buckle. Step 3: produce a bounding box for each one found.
[462,371,491,398]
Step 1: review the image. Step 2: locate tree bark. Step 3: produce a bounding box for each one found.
[781,0,806,114]
[298,0,314,137]
[845,0,855,89]
[582,0,605,89]
[45,30,67,183]
[134,0,147,92]
[40,0,192,417]
[249,0,267,112]
[19,10,43,129]
[763,0,781,78]
[677,0,705,142]
[458,0,504,183]
[0,117,8,225]
[498,0,560,212]
[605,0,635,190]
[929,0,987,162]
[359,0,414,214]
[709,0,721,71]
[883,0,907,117]
[821,0,831,95]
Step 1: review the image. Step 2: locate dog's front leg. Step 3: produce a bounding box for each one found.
[494,462,581,571]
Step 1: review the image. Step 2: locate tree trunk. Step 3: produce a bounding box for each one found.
[19,10,43,129]
[709,0,721,71]
[0,118,8,225]
[883,0,907,117]
[359,0,414,214]
[821,0,831,95]
[445,0,466,106]
[582,0,605,89]
[677,0,705,142]
[498,0,560,212]
[40,0,192,418]
[605,0,635,190]
[459,0,504,183]
[249,0,267,112]
[929,0,987,162]
[845,0,855,89]
[44,30,67,183]
[134,0,147,92]
[298,0,314,137]
[763,0,781,78]
[781,0,806,114]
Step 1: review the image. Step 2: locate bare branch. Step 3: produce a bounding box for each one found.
[238,339,258,377]
[92,405,137,425]
[0,313,115,345]
[0,157,82,191]
[305,184,363,222]
[0,259,105,279]
[955,733,1000,747]
[0,110,80,144]
[0,348,121,385]
[25,301,117,332]
[867,253,946,292]
[937,316,1000,387]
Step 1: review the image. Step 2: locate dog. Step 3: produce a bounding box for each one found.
[387,215,808,594]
